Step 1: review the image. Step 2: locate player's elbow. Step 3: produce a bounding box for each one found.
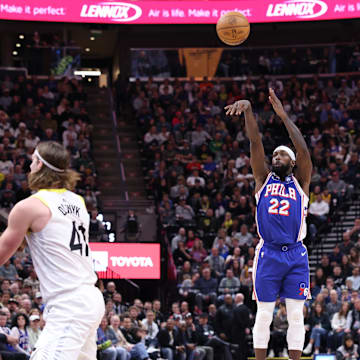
[0,230,25,265]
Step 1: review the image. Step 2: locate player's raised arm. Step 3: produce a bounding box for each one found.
[225,100,269,189]
[269,88,312,195]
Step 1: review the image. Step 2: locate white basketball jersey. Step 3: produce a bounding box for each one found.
[26,189,97,303]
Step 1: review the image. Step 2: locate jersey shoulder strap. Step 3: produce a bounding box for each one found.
[255,172,273,203]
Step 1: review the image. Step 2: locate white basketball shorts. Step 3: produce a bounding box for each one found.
[30,284,105,360]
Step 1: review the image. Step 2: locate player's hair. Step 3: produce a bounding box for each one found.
[28,141,80,191]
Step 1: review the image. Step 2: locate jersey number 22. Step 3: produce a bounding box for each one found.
[268,199,290,216]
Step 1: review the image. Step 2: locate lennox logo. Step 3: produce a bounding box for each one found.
[110,256,154,267]
[80,2,142,22]
[266,0,328,19]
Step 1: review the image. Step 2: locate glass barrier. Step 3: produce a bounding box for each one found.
[20,46,81,75]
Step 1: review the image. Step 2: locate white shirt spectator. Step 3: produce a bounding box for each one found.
[235,232,253,247]
[309,199,330,217]
[186,176,205,187]
[62,128,78,148]
[141,318,159,340]
[25,135,40,149]
[331,312,349,331]
[0,158,13,175]
[144,131,160,145]
[175,202,195,221]
[171,231,187,252]
[235,154,249,169]
[159,83,174,95]
[346,274,360,291]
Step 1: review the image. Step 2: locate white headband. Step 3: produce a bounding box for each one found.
[34,148,65,172]
[273,146,296,162]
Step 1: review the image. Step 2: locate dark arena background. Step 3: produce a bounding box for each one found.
[0,0,360,359]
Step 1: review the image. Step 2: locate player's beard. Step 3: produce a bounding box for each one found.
[272,163,291,179]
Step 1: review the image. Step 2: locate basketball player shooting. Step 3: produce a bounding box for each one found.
[225,88,312,360]
[0,142,105,359]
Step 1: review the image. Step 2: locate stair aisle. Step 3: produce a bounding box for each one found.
[85,85,156,242]
[308,192,360,274]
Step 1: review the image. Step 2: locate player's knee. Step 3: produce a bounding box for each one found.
[288,308,304,326]
[255,309,273,327]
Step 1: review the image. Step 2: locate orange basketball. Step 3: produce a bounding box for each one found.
[216,11,250,46]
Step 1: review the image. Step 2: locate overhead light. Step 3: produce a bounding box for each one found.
[90,36,95,41]
[74,69,101,76]
[16,43,21,48]
[85,48,90,52]
[88,78,92,82]
[18,34,24,39]
[12,51,18,56]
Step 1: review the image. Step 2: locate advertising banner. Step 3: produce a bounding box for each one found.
[0,1,359,24]
[90,242,161,279]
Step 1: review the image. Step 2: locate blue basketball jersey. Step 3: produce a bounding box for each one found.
[255,172,308,245]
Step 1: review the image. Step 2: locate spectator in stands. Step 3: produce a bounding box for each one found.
[157,318,186,360]
[327,171,350,203]
[327,290,342,319]
[336,334,358,360]
[340,231,355,255]
[328,302,350,352]
[171,228,187,253]
[308,193,330,240]
[215,294,234,344]
[303,302,331,354]
[10,314,30,356]
[120,315,150,359]
[189,239,207,266]
[0,311,29,359]
[103,282,116,301]
[235,224,253,249]
[217,269,240,302]
[97,316,119,360]
[0,260,18,281]
[141,310,159,347]
[269,302,288,358]
[204,247,225,278]
[89,209,106,242]
[194,268,217,312]
[123,210,141,241]
[348,219,360,244]
[173,241,192,267]
[106,314,132,359]
[346,267,360,291]
[112,293,128,315]
[175,199,195,222]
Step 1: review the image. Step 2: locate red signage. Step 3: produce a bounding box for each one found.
[0,0,359,24]
[90,243,161,279]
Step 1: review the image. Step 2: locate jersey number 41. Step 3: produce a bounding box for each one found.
[69,221,89,256]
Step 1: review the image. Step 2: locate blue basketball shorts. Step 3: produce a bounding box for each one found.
[253,240,310,302]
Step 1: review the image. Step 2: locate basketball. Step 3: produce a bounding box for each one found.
[216,11,250,46]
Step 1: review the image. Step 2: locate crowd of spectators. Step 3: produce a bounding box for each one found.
[112,65,360,359]
[131,44,360,78]
[0,74,107,240]
[0,74,108,358]
[96,281,250,360]
[217,44,360,76]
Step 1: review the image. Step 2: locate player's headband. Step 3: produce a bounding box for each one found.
[34,148,65,173]
[273,146,296,162]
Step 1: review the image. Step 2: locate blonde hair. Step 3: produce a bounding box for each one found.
[28,141,80,191]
